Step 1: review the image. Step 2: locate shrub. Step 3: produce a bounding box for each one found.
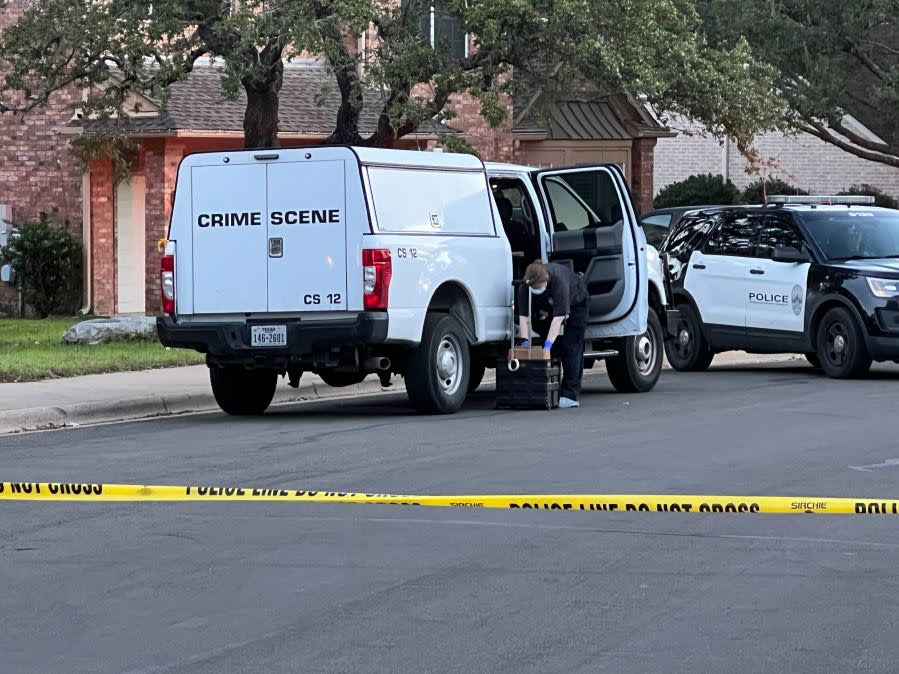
[653,174,740,209]
[1,213,83,318]
[838,184,899,209]
[740,178,807,204]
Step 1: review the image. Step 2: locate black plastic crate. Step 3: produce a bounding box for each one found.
[495,358,561,410]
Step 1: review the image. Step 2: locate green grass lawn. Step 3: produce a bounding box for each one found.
[0,318,204,382]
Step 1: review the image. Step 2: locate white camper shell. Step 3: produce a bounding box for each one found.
[158,146,669,414]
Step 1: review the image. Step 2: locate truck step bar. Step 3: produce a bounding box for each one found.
[584,350,618,359]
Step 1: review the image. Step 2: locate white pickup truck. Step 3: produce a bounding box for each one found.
[157,146,672,415]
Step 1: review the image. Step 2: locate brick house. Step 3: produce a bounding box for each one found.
[1,0,669,316]
[654,115,899,201]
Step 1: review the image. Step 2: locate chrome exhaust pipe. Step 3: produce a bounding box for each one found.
[363,356,391,372]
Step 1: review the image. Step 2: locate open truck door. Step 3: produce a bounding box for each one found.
[534,165,642,327]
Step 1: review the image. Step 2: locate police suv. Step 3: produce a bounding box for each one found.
[157,146,670,415]
[660,195,899,378]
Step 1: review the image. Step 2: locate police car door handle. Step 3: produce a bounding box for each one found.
[750,268,765,275]
[692,263,706,270]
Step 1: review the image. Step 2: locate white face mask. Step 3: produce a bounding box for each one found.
[530,285,547,296]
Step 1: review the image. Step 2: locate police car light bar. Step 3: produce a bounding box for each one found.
[766,194,876,206]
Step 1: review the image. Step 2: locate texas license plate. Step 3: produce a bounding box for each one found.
[251,325,287,347]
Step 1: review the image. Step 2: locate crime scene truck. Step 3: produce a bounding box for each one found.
[157,146,671,415]
[660,194,899,378]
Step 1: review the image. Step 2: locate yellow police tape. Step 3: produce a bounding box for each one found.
[2,482,899,514]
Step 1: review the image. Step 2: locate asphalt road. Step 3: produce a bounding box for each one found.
[3,360,899,673]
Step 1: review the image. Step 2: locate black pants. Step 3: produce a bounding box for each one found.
[546,302,587,400]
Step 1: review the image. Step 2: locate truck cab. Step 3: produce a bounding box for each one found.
[157,147,665,416]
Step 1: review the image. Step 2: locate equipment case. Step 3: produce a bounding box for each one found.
[495,281,561,410]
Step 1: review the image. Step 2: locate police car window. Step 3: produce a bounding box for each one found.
[703,213,760,257]
[663,213,714,256]
[798,211,899,260]
[542,170,622,231]
[756,216,804,259]
[640,214,671,248]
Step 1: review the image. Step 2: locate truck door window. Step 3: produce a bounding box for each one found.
[542,171,622,232]
[489,178,541,265]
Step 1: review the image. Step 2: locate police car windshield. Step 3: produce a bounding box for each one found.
[799,210,899,261]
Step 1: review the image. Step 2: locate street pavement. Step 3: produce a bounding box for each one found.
[0,351,800,434]
[2,359,899,673]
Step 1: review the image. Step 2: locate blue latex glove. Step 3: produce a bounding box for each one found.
[520,339,530,347]
[544,339,554,351]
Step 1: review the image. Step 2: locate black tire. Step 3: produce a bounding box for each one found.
[804,352,821,369]
[607,310,664,393]
[317,370,367,387]
[816,307,871,378]
[663,303,714,372]
[468,359,487,393]
[405,313,470,413]
[209,366,277,416]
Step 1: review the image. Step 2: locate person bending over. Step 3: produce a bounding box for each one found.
[517,260,588,408]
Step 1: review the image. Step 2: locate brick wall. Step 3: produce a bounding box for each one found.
[445,92,515,162]
[142,139,184,314]
[1,0,85,313]
[630,138,657,213]
[0,0,83,229]
[89,158,115,316]
[655,117,899,199]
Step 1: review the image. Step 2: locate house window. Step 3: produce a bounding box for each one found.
[404,0,468,60]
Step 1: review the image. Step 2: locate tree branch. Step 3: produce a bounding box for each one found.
[845,39,888,82]
[831,117,899,156]
[800,118,899,168]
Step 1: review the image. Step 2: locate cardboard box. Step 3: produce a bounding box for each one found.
[508,346,550,361]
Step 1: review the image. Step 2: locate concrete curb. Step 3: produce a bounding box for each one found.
[0,376,400,435]
[0,352,804,435]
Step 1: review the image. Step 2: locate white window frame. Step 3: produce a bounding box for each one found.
[424,2,469,58]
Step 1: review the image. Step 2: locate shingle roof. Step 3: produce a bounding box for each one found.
[74,63,448,137]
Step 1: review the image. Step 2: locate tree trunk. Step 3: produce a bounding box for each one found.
[322,64,365,146]
[242,60,284,149]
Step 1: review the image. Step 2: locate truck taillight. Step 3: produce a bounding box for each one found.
[362,248,392,310]
[161,254,175,314]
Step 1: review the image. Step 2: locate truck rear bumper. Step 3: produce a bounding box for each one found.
[156,314,389,367]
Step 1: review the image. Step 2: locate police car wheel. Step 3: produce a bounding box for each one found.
[317,370,367,388]
[663,303,714,372]
[209,366,277,416]
[406,313,470,413]
[816,307,872,379]
[607,310,663,393]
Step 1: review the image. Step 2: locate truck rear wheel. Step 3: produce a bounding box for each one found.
[607,310,663,393]
[468,359,487,393]
[210,366,277,416]
[406,313,470,413]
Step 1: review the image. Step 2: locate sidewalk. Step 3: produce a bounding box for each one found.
[0,366,395,434]
[0,352,804,434]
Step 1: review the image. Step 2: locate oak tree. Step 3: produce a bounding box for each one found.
[1,0,781,150]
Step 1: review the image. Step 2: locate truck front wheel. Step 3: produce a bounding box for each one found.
[607,310,663,393]
[210,366,278,416]
[406,313,471,413]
